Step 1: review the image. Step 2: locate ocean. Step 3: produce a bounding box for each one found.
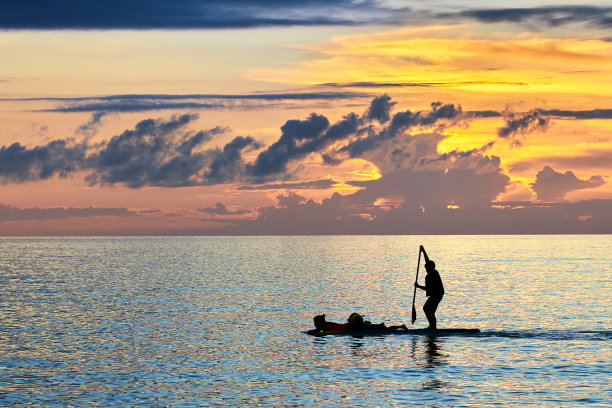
[1,235,610,407]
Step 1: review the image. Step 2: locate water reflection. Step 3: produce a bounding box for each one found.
[423,336,447,368]
[411,336,448,391]
[348,339,365,350]
[410,336,447,369]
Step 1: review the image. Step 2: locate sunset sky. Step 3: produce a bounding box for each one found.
[1,1,611,234]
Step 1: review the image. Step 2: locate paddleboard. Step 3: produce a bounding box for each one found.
[306,328,480,337]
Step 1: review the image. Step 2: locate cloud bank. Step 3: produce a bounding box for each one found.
[453,6,612,29]
[0,203,134,222]
[215,194,612,235]
[4,3,612,31]
[0,92,368,113]
[0,0,410,29]
[2,95,609,234]
[2,95,475,188]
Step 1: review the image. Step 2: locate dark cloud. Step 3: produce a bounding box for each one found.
[205,136,262,184]
[0,139,86,183]
[75,112,107,137]
[468,110,502,118]
[4,92,368,113]
[364,94,396,123]
[248,113,330,176]
[451,6,612,29]
[0,203,134,222]
[54,101,226,113]
[530,166,606,201]
[539,108,612,119]
[342,101,463,159]
[198,202,250,216]
[9,92,366,103]
[248,112,359,177]
[5,96,609,196]
[497,109,549,144]
[449,107,612,121]
[0,112,266,188]
[1,96,469,187]
[16,94,612,121]
[84,115,254,188]
[237,179,336,190]
[0,0,410,29]
[85,114,204,187]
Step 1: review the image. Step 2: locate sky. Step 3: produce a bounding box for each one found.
[1,1,611,235]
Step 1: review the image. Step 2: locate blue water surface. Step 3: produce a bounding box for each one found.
[0,235,610,407]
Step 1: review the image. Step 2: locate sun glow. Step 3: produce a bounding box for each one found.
[346,166,382,181]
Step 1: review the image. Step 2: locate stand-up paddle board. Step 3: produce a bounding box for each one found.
[306,328,480,337]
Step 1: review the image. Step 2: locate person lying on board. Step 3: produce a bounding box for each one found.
[307,313,407,334]
[414,245,445,330]
[347,312,408,331]
[306,314,349,334]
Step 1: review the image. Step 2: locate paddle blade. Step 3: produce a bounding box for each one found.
[411,305,417,324]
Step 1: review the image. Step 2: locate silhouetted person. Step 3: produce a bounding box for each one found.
[347,312,386,330]
[414,245,445,330]
[308,313,407,334]
[307,314,349,334]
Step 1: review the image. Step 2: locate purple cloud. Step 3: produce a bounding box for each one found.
[530,166,606,201]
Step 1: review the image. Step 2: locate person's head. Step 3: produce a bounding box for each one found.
[348,312,364,329]
[313,314,326,330]
[425,260,436,272]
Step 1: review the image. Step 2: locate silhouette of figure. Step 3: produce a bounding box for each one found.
[414,245,445,330]
[308,312,407,334]
[307,314,349,334]
[346,312,395,331]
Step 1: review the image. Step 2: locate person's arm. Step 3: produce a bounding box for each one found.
[420,245,430,264]
[415,245,428,290]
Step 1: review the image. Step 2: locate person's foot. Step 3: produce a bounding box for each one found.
[425,326,437,331]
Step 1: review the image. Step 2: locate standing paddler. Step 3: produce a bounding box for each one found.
[414,245,445,330]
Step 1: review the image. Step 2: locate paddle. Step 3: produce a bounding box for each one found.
[411,247,422,324]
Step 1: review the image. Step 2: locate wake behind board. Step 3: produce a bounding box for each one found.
[306,328,481,337]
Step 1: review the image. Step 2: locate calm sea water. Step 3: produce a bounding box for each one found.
[1,235,610,407]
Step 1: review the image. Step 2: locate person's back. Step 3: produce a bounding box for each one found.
[308,314,349,334]
[323,321,349,332]
[425,267,444,298]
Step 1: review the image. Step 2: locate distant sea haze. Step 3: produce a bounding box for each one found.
[1,235,610,406]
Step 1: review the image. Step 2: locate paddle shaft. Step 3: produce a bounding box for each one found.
[411,248,421,324]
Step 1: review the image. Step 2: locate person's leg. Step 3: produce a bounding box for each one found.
[423,297,436,329]
[423,296,442,329]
